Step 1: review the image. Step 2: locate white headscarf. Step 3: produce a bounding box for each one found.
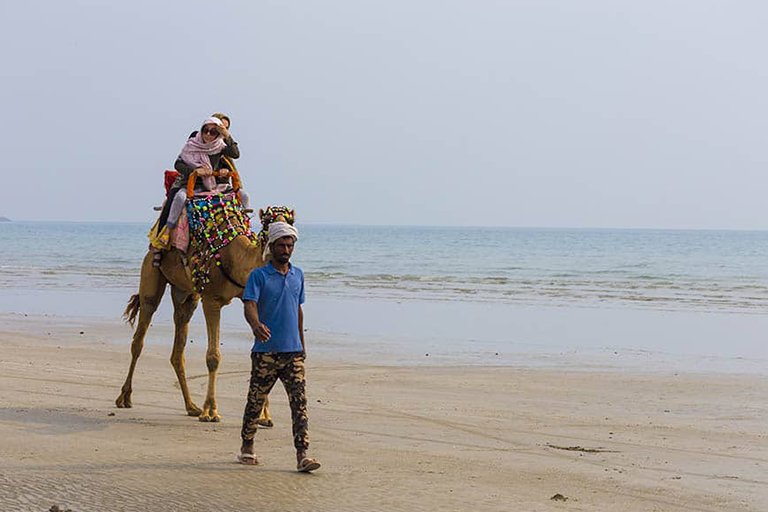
[263,222,299,259]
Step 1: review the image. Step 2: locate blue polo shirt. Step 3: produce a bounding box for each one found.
[243,262,305,353]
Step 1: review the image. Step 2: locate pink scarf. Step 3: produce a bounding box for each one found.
[178,117,227,191]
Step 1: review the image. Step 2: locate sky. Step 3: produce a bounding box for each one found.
[1,0,767,229]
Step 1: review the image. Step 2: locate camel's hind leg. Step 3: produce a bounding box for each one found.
[116,254,167,408]
[169,286,202,416]
[258,396,273,428]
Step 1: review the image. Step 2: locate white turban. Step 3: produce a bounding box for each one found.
[263,222,299,259]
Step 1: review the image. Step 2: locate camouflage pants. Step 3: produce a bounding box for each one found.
[241,351,308,451]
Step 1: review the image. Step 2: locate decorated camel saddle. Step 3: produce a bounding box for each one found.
[184,175,295,292]
[186,189,251,292]
[148,156,244,253]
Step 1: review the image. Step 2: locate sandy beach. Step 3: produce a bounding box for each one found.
[6,0,768,508]
[0,312,765,512]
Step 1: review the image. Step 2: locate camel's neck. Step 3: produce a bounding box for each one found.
[220,235,268,286]
[236,235,265,268]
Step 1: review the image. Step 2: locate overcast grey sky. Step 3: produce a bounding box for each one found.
[2,1,767,228]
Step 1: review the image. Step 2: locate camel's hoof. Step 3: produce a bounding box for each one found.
[199,412,221,423]
[115,394,132,408]
[257,419,273,428]
[186,405,202,417]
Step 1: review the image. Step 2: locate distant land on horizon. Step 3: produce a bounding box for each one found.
[0,216,11,222]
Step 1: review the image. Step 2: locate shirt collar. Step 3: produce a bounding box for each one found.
[266,261,294,275]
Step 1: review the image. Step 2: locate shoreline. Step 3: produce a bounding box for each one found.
[2,311,763,378]
[1,286,767,374]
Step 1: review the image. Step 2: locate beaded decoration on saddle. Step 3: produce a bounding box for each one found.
[186,192,255,293]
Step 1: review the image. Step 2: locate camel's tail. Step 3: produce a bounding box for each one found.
[123,293,141,328]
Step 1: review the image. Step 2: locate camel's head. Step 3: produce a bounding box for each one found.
[257,205,295,245]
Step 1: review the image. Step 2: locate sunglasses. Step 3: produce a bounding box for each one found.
[202,127,219,136]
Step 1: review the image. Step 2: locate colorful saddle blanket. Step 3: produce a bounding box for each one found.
[186,192,256,293]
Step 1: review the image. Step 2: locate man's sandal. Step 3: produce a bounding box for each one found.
[297,458,321,473]
[237,452,258,465]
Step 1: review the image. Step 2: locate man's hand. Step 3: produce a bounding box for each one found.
[252,322,271,342]
[218,168,230,178]
[196,167,213,177]
[218,126,231,140]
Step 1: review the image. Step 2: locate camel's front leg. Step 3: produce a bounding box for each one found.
[170,287,201,417]
[200,297,225,422]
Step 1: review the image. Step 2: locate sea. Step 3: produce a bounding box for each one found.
[1,221,767,372]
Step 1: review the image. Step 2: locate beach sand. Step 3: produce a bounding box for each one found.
[0,313,765,512]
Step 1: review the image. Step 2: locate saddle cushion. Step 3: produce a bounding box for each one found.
[171,213,189,253]
[164,170,180,195]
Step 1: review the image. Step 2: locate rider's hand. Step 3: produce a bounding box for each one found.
[252,322,271,342]
[196,167,213,177]
[218,168,230,178]
[218,126,230,140]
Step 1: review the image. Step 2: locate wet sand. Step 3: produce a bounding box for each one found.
[0,313,766,511]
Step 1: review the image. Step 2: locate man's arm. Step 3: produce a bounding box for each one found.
[174,157,194,175]
[298,304,305,353]
[244,300,271,342]
[222,137,240,159]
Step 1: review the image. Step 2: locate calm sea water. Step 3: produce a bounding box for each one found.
[2,221,768,314]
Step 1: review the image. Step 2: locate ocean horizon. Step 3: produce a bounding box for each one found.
[5,217,768,231]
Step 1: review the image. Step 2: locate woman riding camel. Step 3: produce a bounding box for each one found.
[150,116,249,266]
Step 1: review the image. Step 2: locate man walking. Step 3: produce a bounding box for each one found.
[239,221,321,472]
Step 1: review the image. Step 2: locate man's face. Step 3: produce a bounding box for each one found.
[271,236,295,264]
[221,118,230,129]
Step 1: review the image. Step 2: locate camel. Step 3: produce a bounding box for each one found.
[116,184,293,423]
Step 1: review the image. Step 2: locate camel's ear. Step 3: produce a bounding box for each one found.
[258,208,265,220]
